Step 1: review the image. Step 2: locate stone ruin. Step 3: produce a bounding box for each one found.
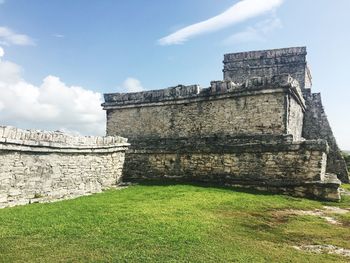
[103,47,349,201]
[0,126,129,208]
[0,46,348,208]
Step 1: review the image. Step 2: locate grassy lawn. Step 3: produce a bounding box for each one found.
[0,183,349,263]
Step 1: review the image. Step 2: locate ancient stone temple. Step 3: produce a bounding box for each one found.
[103,47,349,201]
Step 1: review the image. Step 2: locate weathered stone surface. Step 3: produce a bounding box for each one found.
[103,47,344,201]
[104,74,305,141]
[302,91,349,183]
[122,136,340,201]
[0,127,129,208]
[222,46,348,183]
[223,46,312,90]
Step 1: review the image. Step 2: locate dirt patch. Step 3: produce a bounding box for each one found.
[323,206,349,214]
[272,206,349,226]
[293,245,350,257]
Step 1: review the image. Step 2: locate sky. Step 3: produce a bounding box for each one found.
[0,0,349,149]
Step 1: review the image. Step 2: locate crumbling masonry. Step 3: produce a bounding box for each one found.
[0,127,129,208]
[103,47,349,201]
[0,47,348,209]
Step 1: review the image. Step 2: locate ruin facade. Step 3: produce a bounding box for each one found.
[103,47,349,201]
[0,47,347,209]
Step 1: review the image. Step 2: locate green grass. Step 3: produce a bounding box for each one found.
[0,183,350,263]
[342,183,350,191]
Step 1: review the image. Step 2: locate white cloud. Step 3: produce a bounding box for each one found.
[0,46,4,57]
[121,77,144,92]
[0,59,21,83]
[53,34,65,38]
[0,26,35,46]
[158,0,284,45]
[223,16,282,44]
[0,51,105,135]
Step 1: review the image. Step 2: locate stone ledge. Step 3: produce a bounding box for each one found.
[0,142,129,153]
[126,136,329,154]
[227,173,341,201]
[223,47,306,62]
[0,126,129,153]
[0,126,128,146]
[124,176,341,202]
[103,75,304,110]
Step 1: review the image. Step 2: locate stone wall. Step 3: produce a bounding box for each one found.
[0,126,129,208]
[287,86,304,141]
[104,74,305,141]
[123,136,340,201]
[223,47,312,90]
[302,91,349,182]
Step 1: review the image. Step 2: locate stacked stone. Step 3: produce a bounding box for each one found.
[0,126,127,146]
[0,127,129,208]
[223,46,311,90]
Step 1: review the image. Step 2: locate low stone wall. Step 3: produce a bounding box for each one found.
[0,126,129,208]
[123,135,341,201]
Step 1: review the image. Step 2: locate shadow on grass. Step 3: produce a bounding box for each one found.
[123,179,350,205]
[122,179,305,201]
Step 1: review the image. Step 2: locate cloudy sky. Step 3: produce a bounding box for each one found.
[0,0,349,149]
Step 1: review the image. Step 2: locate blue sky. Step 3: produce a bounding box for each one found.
[0,0,349,149]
